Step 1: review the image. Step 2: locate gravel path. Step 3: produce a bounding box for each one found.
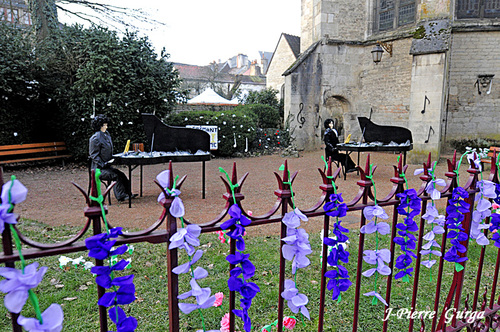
[2,149,472,237]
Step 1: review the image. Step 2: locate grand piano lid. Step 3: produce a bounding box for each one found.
[141,113,210,154]
[358,117,412,144]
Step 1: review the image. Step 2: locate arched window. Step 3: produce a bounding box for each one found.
[374,0,416,32]
[457,0,500,19]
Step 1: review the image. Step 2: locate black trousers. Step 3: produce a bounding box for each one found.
[99,167,131,200]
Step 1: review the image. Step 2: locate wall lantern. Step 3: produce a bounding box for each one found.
[475,74,494,95]
[371,41,393,64]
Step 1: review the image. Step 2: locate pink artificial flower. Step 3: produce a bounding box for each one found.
[216,231,227,244]
[283,316,296,329]
[493,203,500,210]
[248,210,253,216]
[220,313,230,332]
[213,292,224,307]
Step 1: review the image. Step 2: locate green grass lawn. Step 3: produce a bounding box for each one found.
[0,218,498,332]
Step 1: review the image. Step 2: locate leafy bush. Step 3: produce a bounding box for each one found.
[0,23,58,145]
[234,104,280,128]
[251,128,291,153]
[448,138,499,154]
[166,110,258,157]
[243,88,284,123]
[0,23,183,161]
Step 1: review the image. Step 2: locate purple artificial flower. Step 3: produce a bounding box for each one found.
[281,279,310,320]
[421,260,437,268]
[422,203,445,226]
[282,228,312,274]
[169,224,201,256]
[0,262,47,313]
[444,187,470,264]
[1,178,28,205]
[156,170,170,202]
[425,179,446,200]
[173,250,204,275]
[422,239,441,250]
[221,205,251,229]
[363,291,388,306]
[422,226,445,241]
[420,249,442,257]
[325,268,352,300]
[476,180,497,199]
[98,284,136,307]
[234,308,253,332]
[324,193,347,218]
[360,221,390,235]
[363,205,389,221]
[0,203,18,233]
[0,178,27,234]
[108,306,137,332]
[221,205,251,251]
[413,168,432,176]
[178,288,216,314]
[17,303,63,332]
[362,249,391,276]
[226,251,256,280]
[91,259,131,288]
[85,228,127,260]
[282,208,308,228]
[169,191,185,218]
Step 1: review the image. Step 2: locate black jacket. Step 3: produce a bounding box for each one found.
[89,131,114,169]
[324,128,339,153]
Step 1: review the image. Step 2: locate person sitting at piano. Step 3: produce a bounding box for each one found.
[324,118,357,173]
[89,114,137,202]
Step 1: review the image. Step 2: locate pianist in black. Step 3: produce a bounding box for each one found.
[324,118,357,173]
[89,114,137,202]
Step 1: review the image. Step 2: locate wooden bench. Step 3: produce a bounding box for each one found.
[0,142,71,168]
[480,146,500,169]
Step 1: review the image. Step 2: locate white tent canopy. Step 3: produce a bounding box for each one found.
[187,88,238,105]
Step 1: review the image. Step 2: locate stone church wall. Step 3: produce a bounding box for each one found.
[446,31,500,142]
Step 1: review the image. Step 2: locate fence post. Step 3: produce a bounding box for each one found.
[352,155,375,332]
[275,161,295,332]
[382,156,407,332]
[86,169,109,332]
[317,158,338,332]
[219,162,247,332]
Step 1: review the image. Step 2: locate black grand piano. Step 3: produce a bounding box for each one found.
[336,117,413,179]
[112,114,211,207]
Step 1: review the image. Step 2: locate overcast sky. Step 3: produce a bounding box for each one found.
[58,0,301,66]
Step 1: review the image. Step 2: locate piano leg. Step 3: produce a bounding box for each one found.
[140,165,143,197]
[128,165,132,208]
[202,160,206,199]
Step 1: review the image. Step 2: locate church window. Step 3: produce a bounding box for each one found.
[457,0,500,19]
[374,0,416,32]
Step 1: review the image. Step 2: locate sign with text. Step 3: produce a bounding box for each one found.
[186,125,218,150]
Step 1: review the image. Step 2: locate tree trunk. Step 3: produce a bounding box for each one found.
[27,0,58,41]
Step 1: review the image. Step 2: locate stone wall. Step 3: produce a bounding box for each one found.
[286,38,415,151]
[446,31,500,142]
[266,38,298,100]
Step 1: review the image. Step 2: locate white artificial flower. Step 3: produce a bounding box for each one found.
[59,256,72,267]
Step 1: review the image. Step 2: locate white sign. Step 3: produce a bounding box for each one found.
[186,125,218,150]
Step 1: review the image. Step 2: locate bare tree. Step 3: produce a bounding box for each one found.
[26,0,165,40]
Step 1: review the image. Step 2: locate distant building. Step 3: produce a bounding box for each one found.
[174,53,269,101]
[0,0,32,26]
[266,33,301,100]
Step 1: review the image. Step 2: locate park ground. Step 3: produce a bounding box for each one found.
[3,149,475,236]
